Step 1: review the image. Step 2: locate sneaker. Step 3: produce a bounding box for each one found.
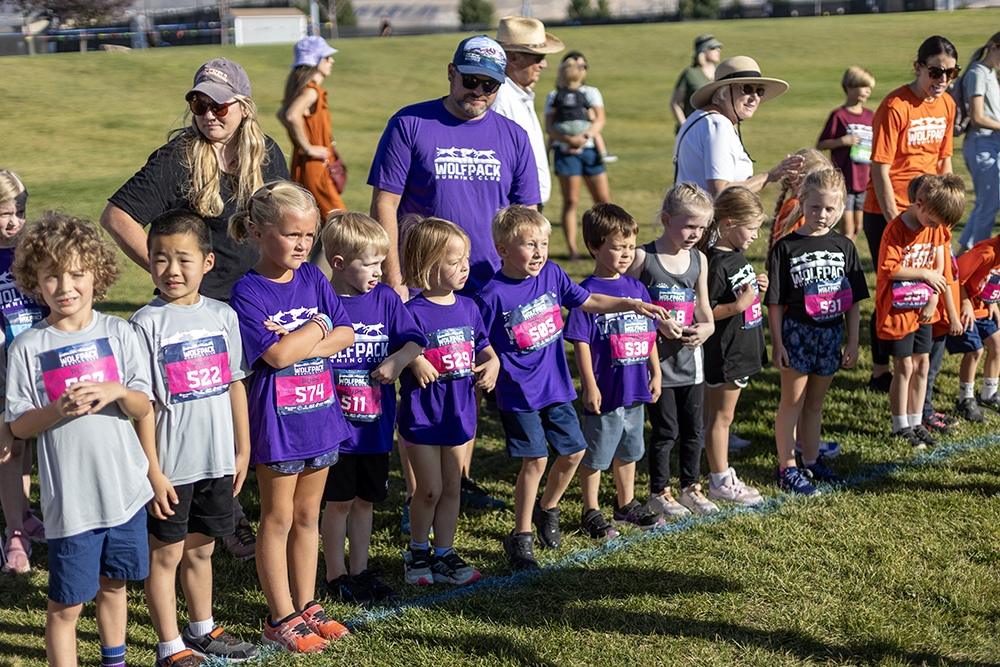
[1,530,30,574]
[502,532,539,571]
[804,456,842,486]
[912,423,939,447]
[645,488,692,518]
[299,601,350,640]
[580,508,619,540]
[776,466,821,497]
[183,626,259,662]
[21,509,45,543]
[260,614,327,654]
[793,440,842,459]
[936,412,959,426]
[402,547,434,585]
[923,413,953,435]
[728,431,752,451]
[322,574,375,607]
[401,497,411,537]
[979,393,1000,413]
[353,569,399,603]
[677,484,720,515]
[222,518,256,561]
[706,468,763,506]
[430,550,482,585]
[155,649,204,667]
[893,426,926,450]
[600,152,619,163]
[532,500,561,550]
[460,477,506,511]
[956,398,988,423]
[612,499,666,529]
[868,372,892,393]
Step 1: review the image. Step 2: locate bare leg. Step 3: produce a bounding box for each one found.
[775,368,810,469]
[398,444,416,501]
[798,375,836,462]
[579,464,601,513]
[47,600,84,667]
[706,383,742,475]
[145,537,185,643]
[179,534,216,626]
[889,356,914,421]
[320,500,351,580]
[612,459,636,508]
[908,353,930,420]
[514,457,546,534]
[558,174,582,259]
[539,451,585,510]
[431,445,465,550]
[406,443,442,545]
[961,349,985,383]
[287,467,328,613]
[346,499,373,574]
[95,576,128,648]
[582,171,611,205]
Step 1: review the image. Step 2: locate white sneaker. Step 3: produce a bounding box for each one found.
[677,483,720,515]
[645,488,691,518]
[706,468,763,506]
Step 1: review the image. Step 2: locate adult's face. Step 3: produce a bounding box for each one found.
[192,92,245,147]
[447,64,498,120]
[729,83,765,122]
[507,52,547,90]
[913,53,959,101]
[704,47,722,65]
[317,55,334,78]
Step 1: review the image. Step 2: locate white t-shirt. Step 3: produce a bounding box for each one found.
[545,85,605,151]
[493,80,551,204]
[673,110,753,190]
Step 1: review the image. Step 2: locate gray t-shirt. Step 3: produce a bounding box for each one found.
[130,296,249,486]
[964,61,1000,137]
[5,312,154,539]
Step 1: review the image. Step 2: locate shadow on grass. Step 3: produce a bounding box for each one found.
[386,628,561,667]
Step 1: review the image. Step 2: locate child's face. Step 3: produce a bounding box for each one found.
[914,200,946,230]
[254,208,316,274]
[591,232,636,277]
[339,250,386,296]
[0,192,27,245]
[431,236,470,292]
[846,85,872,105]
[801,190,842,236]
[497,225,549,280]
[720,218,763,251]
[150,232,214,306]
[36,256,94,326]
[661,210,710,251]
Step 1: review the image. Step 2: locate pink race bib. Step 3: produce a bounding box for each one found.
[650,285,695,326]
[275,357,335,416]
[804,278,853,323]
[334,369,382,422]
[163,336,231,403]
[892,280,932,309]
[605,315,657,367]
[980,274,1000,304]
[423,326,476,380]
[505,292,564,355]
[40,338,122,403]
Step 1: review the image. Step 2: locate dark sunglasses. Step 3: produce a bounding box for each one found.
[738,83,766,98]
[921,63,961,80]
[460,74,501,95]
[189,97,240,118]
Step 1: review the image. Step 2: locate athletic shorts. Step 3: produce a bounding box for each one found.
[581,402,646,471]
[880,323,933,358]
[499,401,588,458]
[147,476,235,544]
[844,190,866,212]
[945,316,1000,354]
[265,450,339,475]
[323,452,390,504]
[783,318,842,377]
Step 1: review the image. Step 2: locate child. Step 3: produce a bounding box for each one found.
[398,217,499,584]
[701,187,768,506]
[0,170,47,574]
[320,211,425,604]
[550,64,594,140]
[816,66,877,242]
[875,174,965,450]
[476,206,666,570]
[565,204,664,539]
[131,210,259,666]
[228,181,355,654]
[766,169,868,494]
[767,148,834,260]
[5,213,154,667]
[627,183,716,518]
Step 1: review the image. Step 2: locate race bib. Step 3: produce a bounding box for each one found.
[848,124,873,165]
[743,282,763,329]
[606,316,657,367]
[423,326,476,381]
[163,335,231,403]
[505,292,564,355]
[274,357,335,416]
[980,274,1000,304]
[892,280,933,309]
[2,299,43,349]
[334,369,382,422]
[804,278,853,323]
[39,338,122,403]
[650,286,695,327]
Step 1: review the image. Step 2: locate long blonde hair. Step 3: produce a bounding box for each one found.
[401,217,470,291]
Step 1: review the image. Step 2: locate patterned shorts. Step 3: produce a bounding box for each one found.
[782,318,842,377]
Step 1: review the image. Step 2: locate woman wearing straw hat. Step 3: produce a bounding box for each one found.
[673,55,803,197]
[671,34,723,133]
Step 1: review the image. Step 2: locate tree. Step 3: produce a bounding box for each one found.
[333,0,356,27]
[458,0,495,27]
[678,0,719,19]
[568,0,610,20]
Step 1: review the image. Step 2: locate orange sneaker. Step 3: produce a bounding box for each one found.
[300,601,350,640]
[260,614,327,654]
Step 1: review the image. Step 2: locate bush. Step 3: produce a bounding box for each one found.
[679,0,719,19]
[459,0,495,27]
[568,0,611,19]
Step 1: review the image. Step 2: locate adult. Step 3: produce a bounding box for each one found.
[957,32,1000,253]
[862,36,957,391]
[101,58,289,304]
[492,15,565,210]
[545,51,611,261]
[671,34,723,133]
[673,55,803,198]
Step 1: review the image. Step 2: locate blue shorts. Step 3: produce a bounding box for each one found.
[581,402,646,471]
[265,450,339,475]
[48,508,149,606]
[946,316,1000,354]
[553,146,606,177]
[783,318,842,377]
[499,402,588,459]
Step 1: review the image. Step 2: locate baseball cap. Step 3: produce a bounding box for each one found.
[452,35,507,84]
[186,58,252,103]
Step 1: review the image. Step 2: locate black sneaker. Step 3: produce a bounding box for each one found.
[612,499,665,530]
[353,569,399,603]
[893,426,926,450]
[912,423,939,447]
[182,626,259,663]
[460,477,507,511]
[979,393,1000,413]
[580,508,618,540]
[922,413,953,434]
[868,373,892,393]
[322,573,375,606]
[804,455,842,486]
[532,500,561,549]
[956,398,988,423]
[502,532,539,570]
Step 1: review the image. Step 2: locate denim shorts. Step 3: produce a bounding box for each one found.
[499,401,588,458]
[946,316,1000,354]
[844,190,866,212]
[581,402,646,471]
[783,318,842,377]
[265,450,339,475]
[553,146,605,177]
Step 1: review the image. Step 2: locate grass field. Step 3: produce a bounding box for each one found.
[4,10,1000,667]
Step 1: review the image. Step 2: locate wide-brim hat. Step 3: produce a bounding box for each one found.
[293,36,337,69]
[496,16,565,55]
[690,55,788,110]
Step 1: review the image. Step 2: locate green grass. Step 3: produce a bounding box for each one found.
[4,10,1000,667]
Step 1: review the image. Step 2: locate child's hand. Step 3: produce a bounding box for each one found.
[657,318,684,340]
[923,271,948,294]
[372,355,408,385]
[842,134,861,147]
[473,355,500,393]
[233,450,250,497]
[409,356,439,388]
[681,323,712,349]
[633,300,668,321]
[0,424,12,462]
[263,320,290,337]
[961,298,977,331]
[733,283,756,312]
[772,343,790,371]
[647,375,661,404]
[918,297,938,323]
[147,471,178,520]
[582,383,602,414]
[841,341,859,369]
[756,273,769,293]
[64,381,127,416]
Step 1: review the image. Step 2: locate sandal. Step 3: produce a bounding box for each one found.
[2,529,31,574]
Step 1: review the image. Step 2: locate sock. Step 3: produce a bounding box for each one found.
[709,471,729,488]
[101,644,126,667]
[891,415,909,432]
[187,617,214,638]
[410,540,429,552]
[433,546,453,558]
[908,413,922,428]
[803,457,817,467]
[983,378,999,399]
[157,637,185,661]
[960,381,976,400]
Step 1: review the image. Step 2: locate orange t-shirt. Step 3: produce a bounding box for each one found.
[957,236,1000,319]
[875,214,946,340]
[931,230,959,338]
[863,85,955,217]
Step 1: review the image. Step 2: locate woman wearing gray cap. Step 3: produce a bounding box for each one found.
[671,34,723,133]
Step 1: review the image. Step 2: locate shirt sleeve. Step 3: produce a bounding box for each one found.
[223,305,250,382]
[471,303,491,354]
[878,220,907,278]
[229,282,279,371]
[704,118,742,183]
[118,319,154,403]
[5,336,36,420]
[387,291,426,349]
[764,243,785,306]
[556,265,591,309]
[870,99,904,166]
[367,111,413,195]
[818,109,844,143]
[108,141,186,227]
[584,86,605,108]
[707,255,728,309]
[844,239,870,302]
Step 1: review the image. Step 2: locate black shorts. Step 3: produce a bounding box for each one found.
[880,323,933,359]
[323,452,389,504]
[147,476,235,544]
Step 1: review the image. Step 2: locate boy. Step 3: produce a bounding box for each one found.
[5,213,154,667]
[875,174,966,449]
[564,204,664,538]
[130,210,259,666]
[320,211,424,605]
[475,206,668,570]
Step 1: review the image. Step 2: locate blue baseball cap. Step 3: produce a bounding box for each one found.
[452,35,506,84]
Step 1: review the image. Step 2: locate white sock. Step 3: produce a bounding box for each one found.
[892,415,909,432]
[158,637,186,661]
[709,471,729,488]
[187,617,214,638]
[803,457,817,467]
[960,382,976,400]
[908,413,922,428]
[982,378,999,400]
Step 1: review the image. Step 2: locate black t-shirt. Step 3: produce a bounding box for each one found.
[765,230,869,329]
[108,134,289,302]
[704,247,767,384]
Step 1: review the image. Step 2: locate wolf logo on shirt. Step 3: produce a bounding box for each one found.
[907,116,947,146]
[788,250,846,289]
[435,146,502,182]
[332,320,390,365]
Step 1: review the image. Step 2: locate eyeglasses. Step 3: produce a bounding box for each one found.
[189,97,240,117]
[921,63,961,80]
[460,74,501,95]
[738,84,766,98]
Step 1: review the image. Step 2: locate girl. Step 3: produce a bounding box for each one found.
[699,187,767,506]
[766,169,869,496]
[228,181,354,654]
[767,148,834,260]
[628,183,716,517]
[397,218,499,586]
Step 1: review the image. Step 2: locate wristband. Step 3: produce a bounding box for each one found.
[311,313,333,339]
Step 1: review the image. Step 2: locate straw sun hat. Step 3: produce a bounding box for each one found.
[496,16,565,55]
[690,55,789,109]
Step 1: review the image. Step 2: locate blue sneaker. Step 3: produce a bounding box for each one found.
[793,439,841,459]
[460,477,506,511]
[776,466,820,497]
[804,456,842,486]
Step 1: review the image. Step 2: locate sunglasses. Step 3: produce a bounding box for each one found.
[189,97,240,118]
[921,63,961,80]
[460,74,501,95]
[737,84,766,98]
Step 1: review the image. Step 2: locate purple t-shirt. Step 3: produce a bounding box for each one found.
[0,246,46,354]
[329,283,425,454]
[565,275,655,414]
[367,99,541,292]
[475,262,590,412]
[229,263,352,466]
[818,106,875,193]
[398,294,489,446]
